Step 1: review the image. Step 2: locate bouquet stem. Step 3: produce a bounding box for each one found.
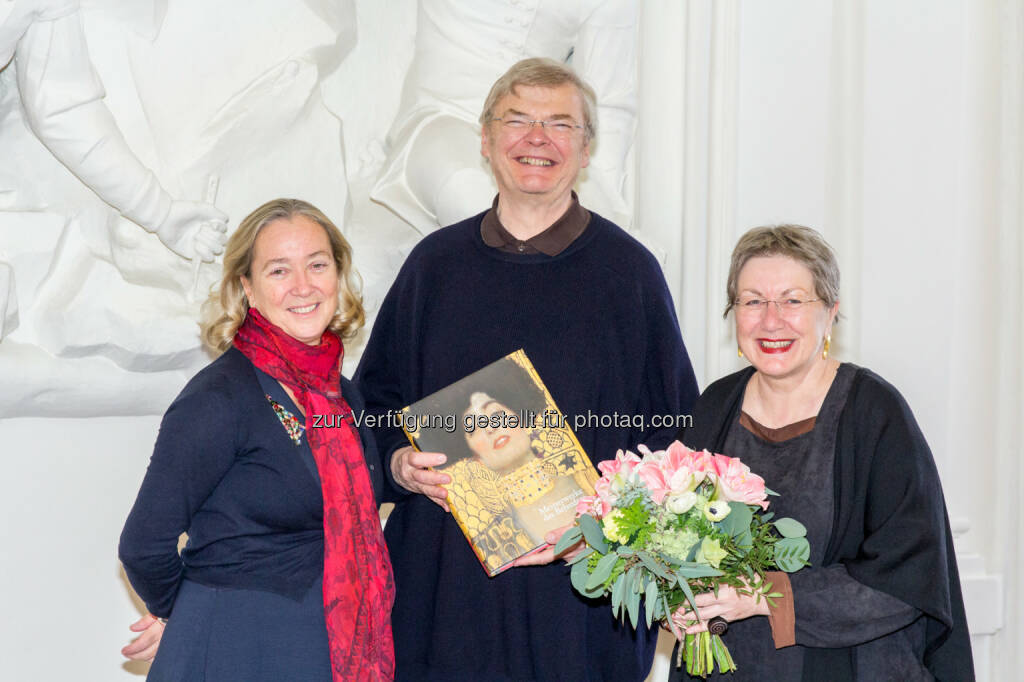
[678,631,736,678]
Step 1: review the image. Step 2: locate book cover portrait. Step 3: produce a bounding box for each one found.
[403,350,598,576]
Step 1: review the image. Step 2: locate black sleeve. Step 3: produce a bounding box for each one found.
[118,383,239,617]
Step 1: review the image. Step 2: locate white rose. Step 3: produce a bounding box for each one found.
[666,491,697,514]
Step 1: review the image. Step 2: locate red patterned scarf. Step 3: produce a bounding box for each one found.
[234,309,395,681]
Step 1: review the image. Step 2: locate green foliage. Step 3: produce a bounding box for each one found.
[773,517,807,539]
[773,537,810,572]
[616,497,656,545]
[565,478,813,677]
[566,546,594,565]
[578,514,608,554]
[645,577,660,627]
[553,525,582,555]
[586,552,620,590]
[614,478,654,511]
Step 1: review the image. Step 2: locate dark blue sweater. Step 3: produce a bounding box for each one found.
[119,347,385,618]
[355,211,699,682]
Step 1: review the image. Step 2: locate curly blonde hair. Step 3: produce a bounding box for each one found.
[200,198,364,352]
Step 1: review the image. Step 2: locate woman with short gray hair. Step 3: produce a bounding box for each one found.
[669,224,973,681]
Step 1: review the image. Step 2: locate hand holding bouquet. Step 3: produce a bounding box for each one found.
[555,441,810,678]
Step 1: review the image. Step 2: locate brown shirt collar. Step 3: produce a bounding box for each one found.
[480,192,591,256]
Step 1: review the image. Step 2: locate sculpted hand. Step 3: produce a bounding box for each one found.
[153,201,228,261]
[671,580,770,636]
[391,446,451,512]
[512,523,587,567]
[121,613,164,661]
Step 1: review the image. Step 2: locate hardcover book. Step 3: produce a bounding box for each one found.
[402,350,599,576]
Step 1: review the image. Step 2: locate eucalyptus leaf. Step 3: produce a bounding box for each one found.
[616,545,636,556]
[566,546,595,565]
[570,559,591,594]
[677,576,697,612]
[645,579,660,627]
[774,517,808,539]
[611,572,626,617]
[585,552,620,590]
[628,565,643,594]
[676,563,726,579]
[774,537,811,572]
[553,525,583,555]
[657,551,684,567]
[650,589,664,622]
[638,551,673,580]
[663,593,682,640]
[579,514,609,554]
[719,502,753,538]
[627,588,640,628]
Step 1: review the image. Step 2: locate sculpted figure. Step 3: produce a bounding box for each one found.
[0,0,227,340]
[372,0,637,233]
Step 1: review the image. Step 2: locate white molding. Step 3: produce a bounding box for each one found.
[992,1,1024,678]
[635,0,687,283]
[704,0,740,384]
[824,0,864,360]
[679,0,713,388]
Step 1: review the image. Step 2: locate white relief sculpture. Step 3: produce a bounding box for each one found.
[371,0,638,233]
[0,0,228,344]
[0,0,358,416]
[0,0,635,417]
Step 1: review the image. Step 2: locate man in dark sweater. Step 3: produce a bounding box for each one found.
[355,57,699,682]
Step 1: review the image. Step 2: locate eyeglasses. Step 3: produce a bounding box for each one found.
[491,116,584,139]
[734,297,821,316]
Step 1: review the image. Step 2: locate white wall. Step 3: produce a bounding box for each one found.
[0,417,160,681]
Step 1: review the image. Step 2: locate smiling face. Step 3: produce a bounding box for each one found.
[240,215,339,345]
[463,396,535,474]
[735,255,838,383]
[481,83,590,205]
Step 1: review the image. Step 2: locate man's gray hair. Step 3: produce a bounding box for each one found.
[479,57,597,141]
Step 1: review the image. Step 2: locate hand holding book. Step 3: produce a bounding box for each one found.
[401,350,600,576]
[390,446,451,512]
[511,522,588,567]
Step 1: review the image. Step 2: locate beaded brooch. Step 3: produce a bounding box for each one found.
[266,394,304,446]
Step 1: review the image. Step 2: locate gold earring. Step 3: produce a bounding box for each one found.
[737,346,744,358]
[822,334,831,359]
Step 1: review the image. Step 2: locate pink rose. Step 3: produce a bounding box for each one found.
[576,494,607,518]
[637,459,670,503]
[688,448,720,476]
[590,478,614,517]
[712,453,769,510]
[656,442,708,501]
[597,449,642,478]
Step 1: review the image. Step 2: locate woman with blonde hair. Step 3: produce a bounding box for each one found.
[119,198,394,680]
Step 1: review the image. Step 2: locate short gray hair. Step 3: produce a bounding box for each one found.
[724,224,840,319]
[479,57,597,142]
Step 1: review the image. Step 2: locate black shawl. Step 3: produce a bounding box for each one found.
[677,364,974,681]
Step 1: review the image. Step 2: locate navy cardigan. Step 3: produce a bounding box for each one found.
[119,347,386,618]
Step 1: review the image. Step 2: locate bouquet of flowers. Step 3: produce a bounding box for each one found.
[555,441,810,678]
